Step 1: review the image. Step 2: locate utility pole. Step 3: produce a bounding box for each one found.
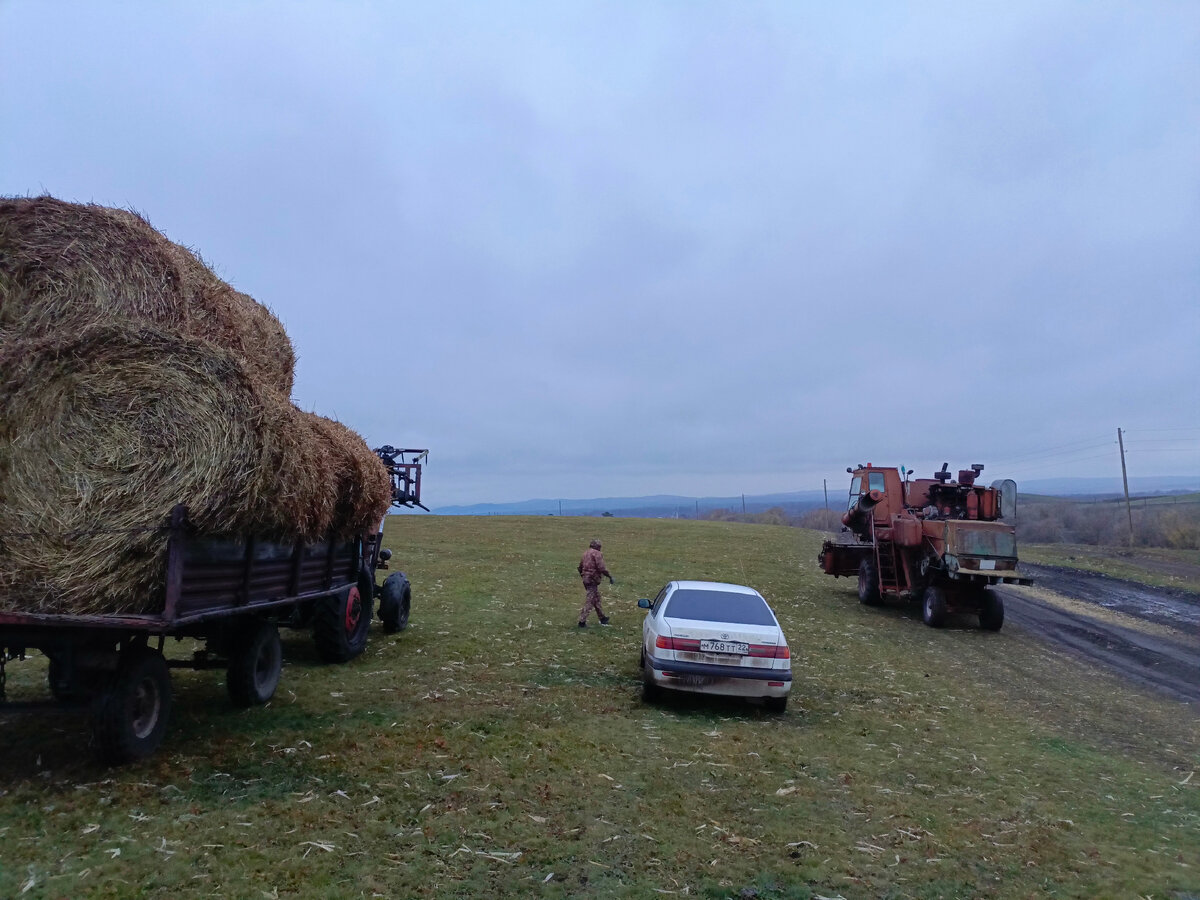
[558,499,562,517]
[1117,427,1133,545]
[741,493,746,514]
[695,499,699,519]
[823,479,828,511]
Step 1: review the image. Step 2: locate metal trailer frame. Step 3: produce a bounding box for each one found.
[0,505,391,764]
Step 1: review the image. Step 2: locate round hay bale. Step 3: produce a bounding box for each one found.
[0,196,295,395]
[305,416,392,539]
[0,325,320,615]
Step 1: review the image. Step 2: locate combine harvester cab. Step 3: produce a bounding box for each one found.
[817,463,1030,631]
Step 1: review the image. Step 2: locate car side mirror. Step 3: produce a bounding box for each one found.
[637,598,651,609]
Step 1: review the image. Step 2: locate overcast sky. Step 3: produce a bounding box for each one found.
[3,2,1197,506]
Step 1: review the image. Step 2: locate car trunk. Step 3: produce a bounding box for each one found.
[659,618,785,670]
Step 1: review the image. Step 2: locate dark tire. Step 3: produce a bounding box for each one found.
[48,657,97,703]
[378,572,411,634]
[922,585,947,628]
[858,558,881,606]
[92,647,172,765]
[979,590,1004,632]
[641,660,660,702]
[227,620,282,707]
[765,695,788,713]
[313,582,374,663]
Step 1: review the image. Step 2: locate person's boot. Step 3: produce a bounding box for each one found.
[599,616,611,626]
[577,621,587,628]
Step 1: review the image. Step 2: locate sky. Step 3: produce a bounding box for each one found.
[2,1,1197,507]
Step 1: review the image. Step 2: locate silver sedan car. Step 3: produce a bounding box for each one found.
[638,580,792,711]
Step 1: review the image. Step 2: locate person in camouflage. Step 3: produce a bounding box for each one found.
[577,539,614,627]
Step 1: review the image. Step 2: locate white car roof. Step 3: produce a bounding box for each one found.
[670,580,761,596]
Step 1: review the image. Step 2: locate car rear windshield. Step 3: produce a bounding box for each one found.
[663,589,776,626]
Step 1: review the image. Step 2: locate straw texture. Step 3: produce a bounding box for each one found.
[0,198,390,614]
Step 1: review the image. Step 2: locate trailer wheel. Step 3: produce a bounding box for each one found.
[48,657,98,704]
[313,583,374,663]
[978,590,1004,632]
[227,620,282,707]
[378,573,411,634]
[922,585,947,628]
[857,558,881,606]
[92,647,172,765]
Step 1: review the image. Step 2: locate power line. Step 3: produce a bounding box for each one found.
[1007,452,1118,472]
[996,434,1114,464]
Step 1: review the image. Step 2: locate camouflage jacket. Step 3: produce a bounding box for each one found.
[577,548,610,584]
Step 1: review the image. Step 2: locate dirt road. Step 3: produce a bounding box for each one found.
[999,563,1200,705]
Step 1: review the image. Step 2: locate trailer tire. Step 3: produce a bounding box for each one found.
[92,647,172,765]
[922,585,947,628]
[227,620,282,707]
[978,590,1004,632]
[313,583,374,664]
[858,558,881,606]
[48,657,98,704]
[378,573,411,634]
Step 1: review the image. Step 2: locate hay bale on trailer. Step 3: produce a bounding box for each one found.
[0,196,295,395]
[0,198,391,616]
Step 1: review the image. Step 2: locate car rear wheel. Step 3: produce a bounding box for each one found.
[641,661,660,702]
[764,695,787,713]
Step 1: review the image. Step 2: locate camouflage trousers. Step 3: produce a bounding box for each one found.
[578,580,605,623]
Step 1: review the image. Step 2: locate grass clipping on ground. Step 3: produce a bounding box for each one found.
[0,196,390,615]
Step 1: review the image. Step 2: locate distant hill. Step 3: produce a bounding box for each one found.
[430,475,1200,518]
[434,490,829,518]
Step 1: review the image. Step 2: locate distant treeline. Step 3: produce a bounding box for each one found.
[1015,495,1200,549]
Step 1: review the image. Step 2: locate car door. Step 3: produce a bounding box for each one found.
[642,584,670,660]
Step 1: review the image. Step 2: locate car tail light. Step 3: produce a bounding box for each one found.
[655,636,701,652]
[768,681,786,687]
[748,644,790,659]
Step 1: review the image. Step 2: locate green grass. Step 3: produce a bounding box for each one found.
[1,516,1198,898]
[1021,542,1200,593]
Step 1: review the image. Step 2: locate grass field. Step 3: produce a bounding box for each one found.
[0,516,1198,898]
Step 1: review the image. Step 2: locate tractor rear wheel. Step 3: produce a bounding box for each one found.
[922,585,947,628]
[313,582,374,664]
[858,558,881,606]
[978,590,1004,632]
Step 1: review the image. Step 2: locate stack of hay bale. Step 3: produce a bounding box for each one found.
[0,197,392,615]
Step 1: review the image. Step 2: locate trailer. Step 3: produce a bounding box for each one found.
[0,446,427,764]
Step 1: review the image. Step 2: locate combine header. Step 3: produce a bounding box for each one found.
[818,463,1030,630]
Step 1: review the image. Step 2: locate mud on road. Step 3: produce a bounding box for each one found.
[999,563,1200,705]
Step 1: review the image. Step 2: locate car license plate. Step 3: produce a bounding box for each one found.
[700,639,748,655]
[979,559,996,570]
